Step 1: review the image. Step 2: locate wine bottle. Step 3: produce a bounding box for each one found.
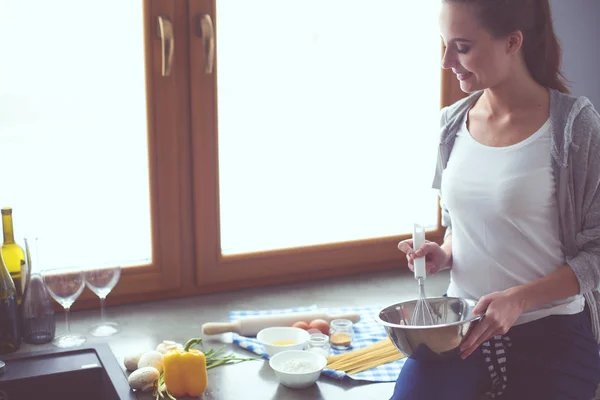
[1,207,25,302]
[0,250,20,354]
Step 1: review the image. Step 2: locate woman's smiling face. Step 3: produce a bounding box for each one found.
[439,2,518,93]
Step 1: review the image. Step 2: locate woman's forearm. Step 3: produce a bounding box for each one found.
[441,234,453,270]
[510,264,580,312]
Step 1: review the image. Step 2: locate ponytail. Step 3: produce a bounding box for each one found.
[522,0,569,93]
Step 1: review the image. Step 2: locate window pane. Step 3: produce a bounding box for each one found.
[217,1,442,255]
[0,1,152,270]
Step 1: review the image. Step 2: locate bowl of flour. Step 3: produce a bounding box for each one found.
[269,350,327,389]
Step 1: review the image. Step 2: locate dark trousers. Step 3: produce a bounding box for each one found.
[390,309,600,400]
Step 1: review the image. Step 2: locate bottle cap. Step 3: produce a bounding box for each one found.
[1,207,11,215]
[0,360,5,375]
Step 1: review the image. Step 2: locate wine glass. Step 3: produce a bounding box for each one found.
[84,264,121,337]
[41,267,86,348]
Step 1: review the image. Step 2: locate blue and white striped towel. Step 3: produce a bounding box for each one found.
[229,305,406,382]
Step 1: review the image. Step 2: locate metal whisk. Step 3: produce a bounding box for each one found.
[409,224,438,326]
[411,276,437,326]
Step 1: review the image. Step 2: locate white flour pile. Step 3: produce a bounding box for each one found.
[280,358,318,373]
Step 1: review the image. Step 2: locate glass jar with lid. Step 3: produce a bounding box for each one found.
[330,319,353,349]
[307,333,330,357]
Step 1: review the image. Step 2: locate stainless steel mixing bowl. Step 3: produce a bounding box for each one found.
[376,297,482,360]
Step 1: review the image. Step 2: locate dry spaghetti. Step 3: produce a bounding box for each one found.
[326,338,405,375]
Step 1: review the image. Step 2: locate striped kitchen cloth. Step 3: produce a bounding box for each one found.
[229,305,406,382]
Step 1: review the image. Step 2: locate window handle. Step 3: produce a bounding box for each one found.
[196,14,215,74]
[157,15,174,77]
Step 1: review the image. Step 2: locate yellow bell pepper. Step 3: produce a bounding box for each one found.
[163,338,208,397]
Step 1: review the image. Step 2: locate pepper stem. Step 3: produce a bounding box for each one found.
[183,337,203,352]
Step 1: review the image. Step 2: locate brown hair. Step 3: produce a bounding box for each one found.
[444,0,569,93]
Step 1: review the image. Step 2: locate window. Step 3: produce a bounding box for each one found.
[215,1,443,255]
[1,0,464,305]
[0,0,188,303]
[1,1,151,268]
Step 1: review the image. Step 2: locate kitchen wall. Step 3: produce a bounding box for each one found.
[550,0,600,109]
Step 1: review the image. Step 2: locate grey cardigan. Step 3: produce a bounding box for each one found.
[432,88,600,343]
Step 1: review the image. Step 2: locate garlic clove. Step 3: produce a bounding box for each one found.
[156,340,184,354]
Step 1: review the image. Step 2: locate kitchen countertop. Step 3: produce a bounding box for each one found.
[12,268,451,400]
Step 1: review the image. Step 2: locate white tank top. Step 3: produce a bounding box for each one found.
[441,113,584,325]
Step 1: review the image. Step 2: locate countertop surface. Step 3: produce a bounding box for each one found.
[9,268,451,400]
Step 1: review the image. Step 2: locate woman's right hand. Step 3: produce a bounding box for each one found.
[397,239,450,275]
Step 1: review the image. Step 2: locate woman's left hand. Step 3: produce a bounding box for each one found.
[459,288,526,359]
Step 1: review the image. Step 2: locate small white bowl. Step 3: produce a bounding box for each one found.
[257,327,310,357]
[269,350,327,389]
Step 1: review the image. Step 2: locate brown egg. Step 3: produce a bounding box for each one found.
[308,319,330,335]
[306,328,322,335]
[292,321,309,330]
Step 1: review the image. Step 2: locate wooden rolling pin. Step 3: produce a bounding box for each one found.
[202,311,361,336]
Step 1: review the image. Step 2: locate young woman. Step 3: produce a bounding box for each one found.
[394,0,600,399]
